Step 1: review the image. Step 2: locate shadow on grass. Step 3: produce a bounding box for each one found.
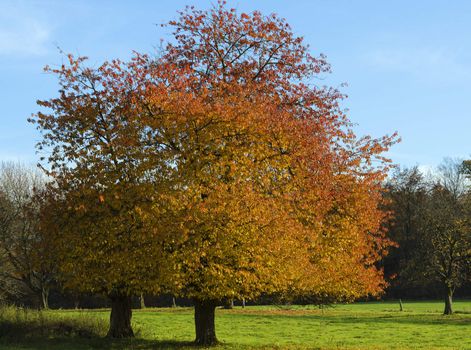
[455,310,471,315]
[0,305,198,349]
[229,311,471,327]
[0,336,199,350]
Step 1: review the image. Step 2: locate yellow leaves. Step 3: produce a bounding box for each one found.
[34,2,394,303]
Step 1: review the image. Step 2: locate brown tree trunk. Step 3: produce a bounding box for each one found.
[194,299,218,346]
[107,295,134,338]
[223,298,234,309]
[41,287,49,310]
[444,288,453,315]
[139,293,146,309]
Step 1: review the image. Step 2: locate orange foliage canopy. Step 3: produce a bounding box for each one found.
[31,1,398,303]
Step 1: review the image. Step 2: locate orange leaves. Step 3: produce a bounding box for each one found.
[31,2,397,303]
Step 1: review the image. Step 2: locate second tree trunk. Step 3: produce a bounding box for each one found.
[107,294,134,338]
[194,299,217,345]
[444,288,453,315]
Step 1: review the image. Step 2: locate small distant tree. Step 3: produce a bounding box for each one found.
[421,160,471,314]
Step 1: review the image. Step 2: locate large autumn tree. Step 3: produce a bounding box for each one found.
[141,2,397,345]
[31,1,397,344]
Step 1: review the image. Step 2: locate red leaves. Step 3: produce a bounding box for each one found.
[31,1,398,303]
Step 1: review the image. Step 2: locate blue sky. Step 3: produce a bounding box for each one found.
[1,0,470,169]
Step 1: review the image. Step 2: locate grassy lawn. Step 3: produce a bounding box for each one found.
[1,301,471,349]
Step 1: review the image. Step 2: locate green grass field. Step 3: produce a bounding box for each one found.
[1,301,471,349]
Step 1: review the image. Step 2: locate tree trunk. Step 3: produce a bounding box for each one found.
[194,299,218,346]
[223,298,234,309]
[107,295,134,338]
[139,293,146,309]
[172,296,177,308]
[444,288,453,315]
[41,287,49,310]
[242,298,245,308]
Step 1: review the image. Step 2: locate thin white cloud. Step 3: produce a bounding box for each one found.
[0,2,51,56]
[362,46,471,82]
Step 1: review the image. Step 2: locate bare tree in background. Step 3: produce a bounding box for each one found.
[437,157,468,199]
[0,162,54,308]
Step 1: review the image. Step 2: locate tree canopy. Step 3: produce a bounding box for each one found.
[30,1,398,344]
